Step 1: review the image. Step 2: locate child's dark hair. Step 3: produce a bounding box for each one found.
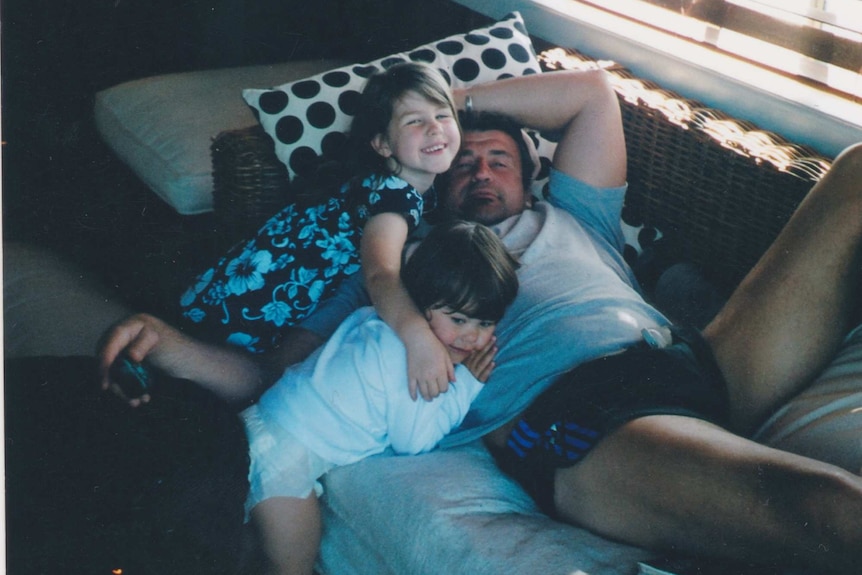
[402,220,519,322]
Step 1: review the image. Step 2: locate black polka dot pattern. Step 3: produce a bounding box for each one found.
[322,70,352,88]
[320,131,348,159]
[306,101,336,129]
[337,90,361,116]
[452,59,481,83]
[275,116,303,145]
[243,11,553,197]
[258,91,289,115]
[509,43,531,63]
[620,212,664,263]
[464,33,491,46]
[437,41,463,56]
[408,49,437,63]
[289,146,320,177]
[481,49,507,70]
[291,80,321,99]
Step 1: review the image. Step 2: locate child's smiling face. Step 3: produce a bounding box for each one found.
[425,307,496,364]
[372,91,461,191]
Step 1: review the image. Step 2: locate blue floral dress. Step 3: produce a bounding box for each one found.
[179,173,434,353]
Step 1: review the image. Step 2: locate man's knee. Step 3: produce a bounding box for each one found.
[833,142,862,168]
[818,142,862,206]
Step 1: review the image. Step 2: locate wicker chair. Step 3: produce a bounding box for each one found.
[211,47,833,294]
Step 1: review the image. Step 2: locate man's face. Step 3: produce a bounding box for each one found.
[443,130,529,226]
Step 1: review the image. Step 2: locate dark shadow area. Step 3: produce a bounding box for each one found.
[2,1,488,571]
[5,356,250,575]
[1,0,487,315]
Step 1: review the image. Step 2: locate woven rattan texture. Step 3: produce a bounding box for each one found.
[211,124,292,246]
[621,104,819,292]
[211,48,834,291]
[540,48,833,291]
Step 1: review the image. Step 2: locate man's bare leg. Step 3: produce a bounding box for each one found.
[551,145,862,570]
[704,144,862,433]
[553,415,862,573]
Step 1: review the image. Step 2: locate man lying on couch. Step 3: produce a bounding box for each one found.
[14,66,862,572]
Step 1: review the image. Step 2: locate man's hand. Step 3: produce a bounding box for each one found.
[98,312,322,408]
[98,313,174,407]
[462,336,497,383]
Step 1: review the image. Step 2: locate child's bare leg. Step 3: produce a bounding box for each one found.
[250,494,321,575]
[704,143,862,433]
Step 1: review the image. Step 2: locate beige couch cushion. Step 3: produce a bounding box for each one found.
[94,60,346,215]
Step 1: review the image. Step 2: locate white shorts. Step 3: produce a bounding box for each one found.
[242,404,335,520]
[754,323,862,474]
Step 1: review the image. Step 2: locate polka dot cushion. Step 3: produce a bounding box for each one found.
[243,11,551,193]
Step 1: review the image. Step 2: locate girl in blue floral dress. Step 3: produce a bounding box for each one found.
[179,63,462,396]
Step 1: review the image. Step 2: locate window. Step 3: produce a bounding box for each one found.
[578,0,861,101]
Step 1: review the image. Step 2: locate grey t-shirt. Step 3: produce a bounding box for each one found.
[302,169,670,446]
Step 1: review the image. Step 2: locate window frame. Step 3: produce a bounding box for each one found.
[452,0,862,158]
[579,0,861,100]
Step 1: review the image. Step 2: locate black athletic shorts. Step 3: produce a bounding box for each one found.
[489,326,730,516]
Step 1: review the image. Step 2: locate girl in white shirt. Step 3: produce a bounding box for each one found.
[242,219,519,575]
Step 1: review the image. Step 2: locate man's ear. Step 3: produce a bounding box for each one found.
[371,134,392,158]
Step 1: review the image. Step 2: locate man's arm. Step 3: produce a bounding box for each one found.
[99,257,372,406]
[454,69,626,188]
[98,313,323,407]
[96,230,385,407]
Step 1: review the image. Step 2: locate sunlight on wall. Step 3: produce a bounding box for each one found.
[541,47,833,177]
[453,0,862,158]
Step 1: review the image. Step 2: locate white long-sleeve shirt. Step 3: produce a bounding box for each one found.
[297,170,671,448]
[250,307,484,466]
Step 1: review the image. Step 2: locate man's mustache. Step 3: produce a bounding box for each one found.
[460,188,496,212]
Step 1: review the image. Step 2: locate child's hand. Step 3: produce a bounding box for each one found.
[463,336,497,383]
[405,327,455,402]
